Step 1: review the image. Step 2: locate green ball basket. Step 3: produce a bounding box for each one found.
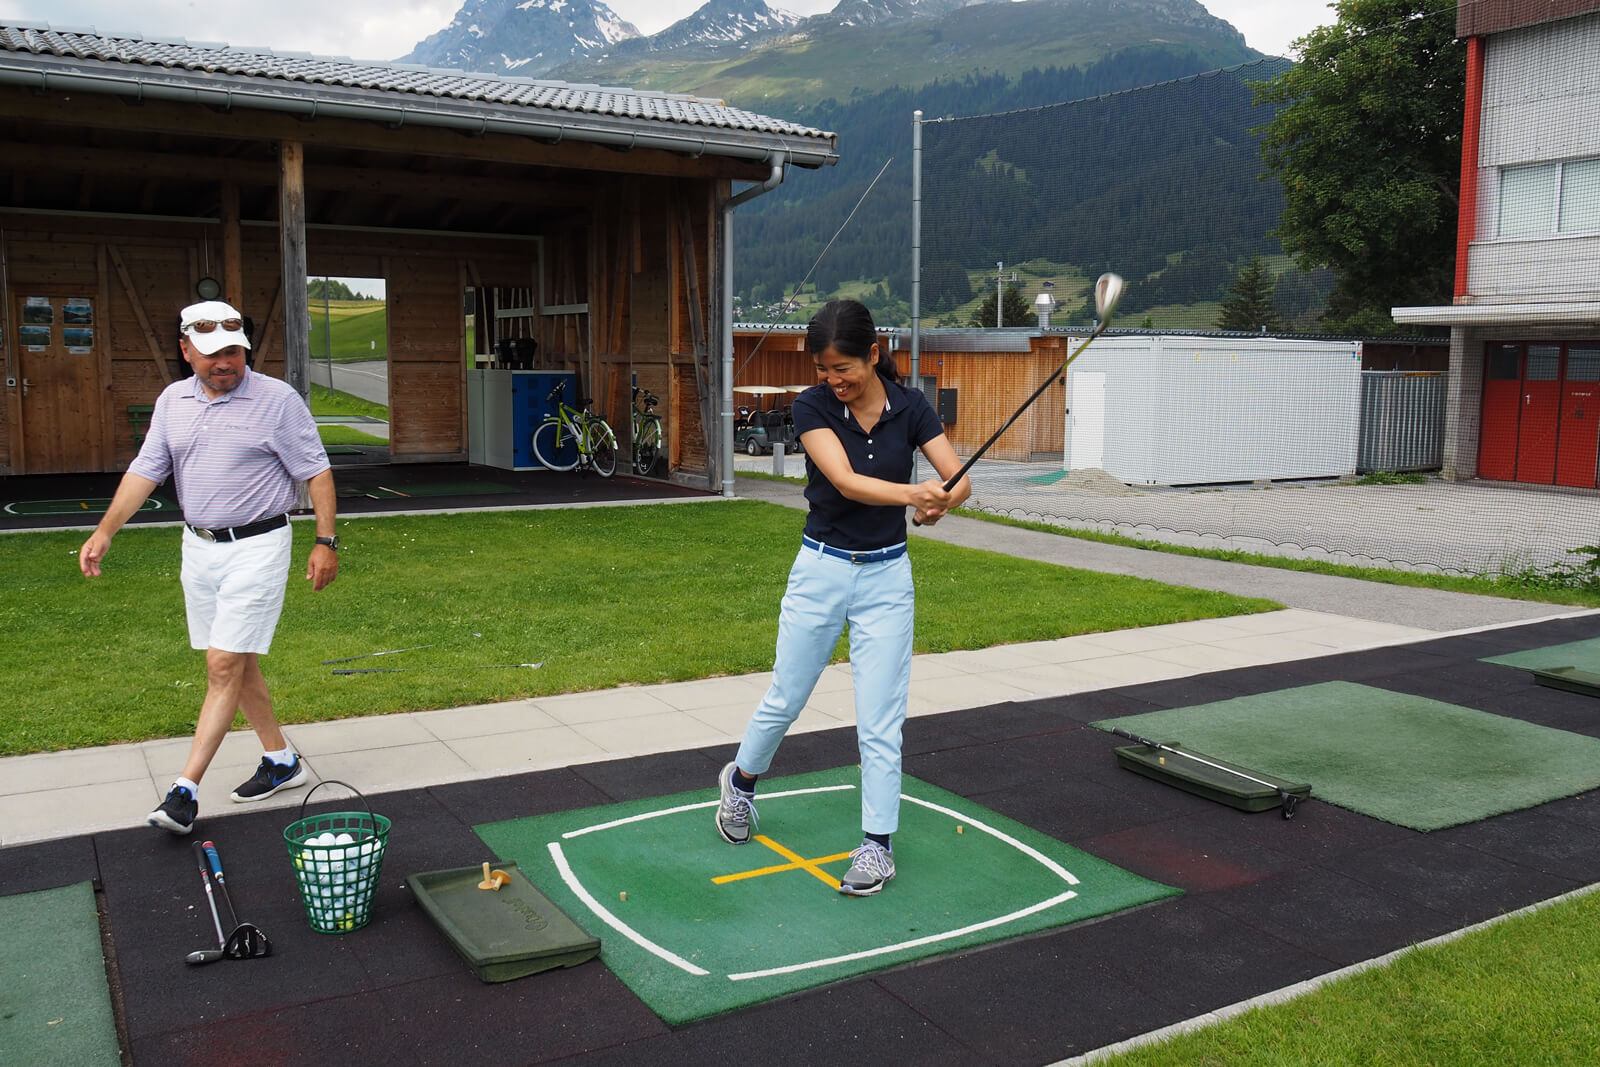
[283,780,391,934]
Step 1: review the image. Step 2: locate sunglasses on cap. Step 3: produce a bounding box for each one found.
[185,318,244,334]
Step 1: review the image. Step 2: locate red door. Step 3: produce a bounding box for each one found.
[1478,343,1521,480]
[1556,344,1600,489]
[1514,344,1560,483]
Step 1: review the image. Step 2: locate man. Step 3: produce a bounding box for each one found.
[79,300,340,834]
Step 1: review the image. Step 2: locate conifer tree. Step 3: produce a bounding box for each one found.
[1216,257,1284,333]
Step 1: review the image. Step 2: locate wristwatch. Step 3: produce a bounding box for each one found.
[314,536,340,551]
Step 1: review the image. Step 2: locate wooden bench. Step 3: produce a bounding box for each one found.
[128,404,153,447]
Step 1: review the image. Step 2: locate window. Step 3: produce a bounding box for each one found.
[1498,158,1600,237]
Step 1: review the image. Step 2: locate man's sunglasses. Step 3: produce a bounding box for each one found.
[185,318,243,334]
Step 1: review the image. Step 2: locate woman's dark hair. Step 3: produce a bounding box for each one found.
[806,299,898,382]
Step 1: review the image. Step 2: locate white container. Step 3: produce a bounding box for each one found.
[1063,335,1362,486]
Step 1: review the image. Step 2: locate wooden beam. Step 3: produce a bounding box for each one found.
[0,89,779,183]
[96,243,114,467]
[107,244,176,385]
[219,180,243,304]
[278,140,310,401]
[254,276,285,365]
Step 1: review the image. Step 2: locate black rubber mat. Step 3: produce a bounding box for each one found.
[4,611,1600,1065]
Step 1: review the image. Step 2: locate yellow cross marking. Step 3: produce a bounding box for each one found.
[713,835,853,889]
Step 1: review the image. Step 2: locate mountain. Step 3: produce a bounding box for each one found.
[605,0,803,58]
[400,0,640,77]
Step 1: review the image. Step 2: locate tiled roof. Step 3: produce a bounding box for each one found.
[0,23,836,159]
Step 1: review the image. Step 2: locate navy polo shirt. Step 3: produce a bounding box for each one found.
[792,378,945,550]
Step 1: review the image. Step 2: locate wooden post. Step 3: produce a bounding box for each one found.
[278,141,310,401]
[220,180,243,305]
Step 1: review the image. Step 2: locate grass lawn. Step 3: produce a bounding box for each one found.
[309,383,388,422]
[0,499,1277,756]
[1104,888,1600,1065]
[317,425,388,447]
[306,299,388,362]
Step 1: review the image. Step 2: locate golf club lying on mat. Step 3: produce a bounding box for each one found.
[185,839,270,965]
[914,271,1124,526]
[1110,727,1303,819]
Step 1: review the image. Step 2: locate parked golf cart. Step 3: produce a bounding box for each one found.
[734,385,804,456]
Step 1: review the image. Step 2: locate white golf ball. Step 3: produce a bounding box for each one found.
[334,832,355,846]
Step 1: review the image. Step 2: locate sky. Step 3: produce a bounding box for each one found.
[0,0,1333,62]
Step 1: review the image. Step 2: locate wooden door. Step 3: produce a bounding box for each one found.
[1556,344,1600,489]
[14,292,105,474]
[1515,344,1560,483]
[1477,343,1521,481]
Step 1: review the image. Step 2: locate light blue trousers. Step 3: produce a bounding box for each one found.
[735,543,915,835]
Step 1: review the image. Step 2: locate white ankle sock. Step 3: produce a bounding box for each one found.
[264,746,295,766]
[175,776,200,799]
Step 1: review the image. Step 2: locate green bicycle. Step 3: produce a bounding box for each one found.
[631,386,663,475]
[531,380,618,477]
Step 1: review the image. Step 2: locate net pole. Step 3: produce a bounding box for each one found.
[910,109,923,484]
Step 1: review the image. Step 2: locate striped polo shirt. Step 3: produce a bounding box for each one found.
[128,368,331,529]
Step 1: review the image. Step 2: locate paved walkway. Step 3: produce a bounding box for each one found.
[2,476,1583,848]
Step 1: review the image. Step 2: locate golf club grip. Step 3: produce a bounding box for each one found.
[203,840,225,884]
[186,949,223,965]
[1110,727,1160,748]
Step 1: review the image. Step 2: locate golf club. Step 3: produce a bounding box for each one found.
[203,840,271,960]
[332,661,542,675]
[185,840,228,965]
[913,272,1124,526]
[1110,727,1302,819]
[321,643,436,665]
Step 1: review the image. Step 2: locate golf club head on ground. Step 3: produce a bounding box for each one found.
[223,923,272,959]
[1094,272,1125,325]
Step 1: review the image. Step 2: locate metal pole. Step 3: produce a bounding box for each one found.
[996,261,1003,329]
[323,279,332,392]
[910,109,922,484]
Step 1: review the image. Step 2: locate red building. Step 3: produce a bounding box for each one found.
[1394,1,1600,488]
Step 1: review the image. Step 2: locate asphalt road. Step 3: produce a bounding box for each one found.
[309,357,389,406]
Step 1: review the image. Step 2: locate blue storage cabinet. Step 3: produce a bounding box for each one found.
[467,368,575,470]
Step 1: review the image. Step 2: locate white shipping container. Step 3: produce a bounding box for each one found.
[1062,335,1363,486]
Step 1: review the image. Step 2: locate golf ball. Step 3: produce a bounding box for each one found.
[334,832,355,846]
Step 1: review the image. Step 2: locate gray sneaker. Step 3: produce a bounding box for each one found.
[839,840,895,896]
[715,762,758,845]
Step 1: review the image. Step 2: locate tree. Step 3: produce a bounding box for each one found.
[1255,0,1464,333]
[969,284,1035,328]
[1216,257,1286,332]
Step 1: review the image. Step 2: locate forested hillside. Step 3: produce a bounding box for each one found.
[734,50,1295,325]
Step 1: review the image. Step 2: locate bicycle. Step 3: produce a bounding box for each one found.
[631,387,662,475]
[531,380,618,477]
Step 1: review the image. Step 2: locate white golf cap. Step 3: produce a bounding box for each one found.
[179,300,251,355]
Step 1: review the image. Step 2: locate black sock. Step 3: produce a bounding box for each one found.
[865,832,891,849]
[732,768,758,793]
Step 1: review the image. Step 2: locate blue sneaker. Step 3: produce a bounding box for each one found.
[230,755,308,802]
[148,785,197,834]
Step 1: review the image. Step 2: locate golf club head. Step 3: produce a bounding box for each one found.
[223,923,271,960]
[185,948,224,966]
[1094,272,1125,323]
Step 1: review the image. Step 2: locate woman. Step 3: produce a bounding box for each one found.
[716,299,971,896]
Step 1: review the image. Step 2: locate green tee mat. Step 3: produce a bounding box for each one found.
[408,861,601,982]
[0,881,121,1066]
[1483,639,1600,697]
[1113,741,1310,815]
[1093,681,1600,832]
[474,767,1179,1025]
[2,496,175,516]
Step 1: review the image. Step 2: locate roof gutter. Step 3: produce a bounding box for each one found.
[721,154,787,498]
[0,60,838,168]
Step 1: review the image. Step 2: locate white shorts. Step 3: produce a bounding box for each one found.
[180,524,293,654]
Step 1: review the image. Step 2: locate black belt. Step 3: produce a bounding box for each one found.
[802,536,907,565]
[186,514,289,542]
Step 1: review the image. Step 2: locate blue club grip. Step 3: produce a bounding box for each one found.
[203,840,225,884]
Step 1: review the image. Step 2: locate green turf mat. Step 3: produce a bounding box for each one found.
[1094,681,1600,831]
[0,881,120,1065]
[475,768,1179,1024]
[3,496,175,516]
[1483,638,1600,676]
[1022,470,1069,485]
[371,480,517,497]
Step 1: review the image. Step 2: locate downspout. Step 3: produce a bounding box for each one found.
[1454,36,1485,302]
[720,152,787,497]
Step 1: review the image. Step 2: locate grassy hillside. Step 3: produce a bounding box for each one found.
[307,300,388,363]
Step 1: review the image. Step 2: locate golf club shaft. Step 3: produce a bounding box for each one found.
[333,662,541,674]
[911,323,1109,527]
[203,840,240,930]
[1110,727,1287,795]
[193,841,226,947]
[321,644,435,665]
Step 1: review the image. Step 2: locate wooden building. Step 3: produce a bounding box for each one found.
[0,25,837,486]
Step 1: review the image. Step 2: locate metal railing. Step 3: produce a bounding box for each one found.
[1359,371,1446,473]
